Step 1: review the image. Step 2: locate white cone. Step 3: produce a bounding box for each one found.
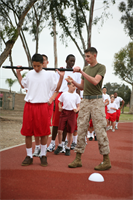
[88,173,104,182]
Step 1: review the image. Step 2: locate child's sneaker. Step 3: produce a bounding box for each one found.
[115,126,118,130]
[106,126,110,131]
[65,149,70,156]
[70,142,77,150]
[32,147,40,157]
[47,143,55,152]
[40,156,48,167]
[21,156,33,166]
[61,144,66,153]
[54,146,62,155]
[112,129,115,132]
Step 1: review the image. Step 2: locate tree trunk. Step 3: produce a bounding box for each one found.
[52,12,58,68]
[87,0,95,48]
[129,84,133,114]
[0,0,38,67]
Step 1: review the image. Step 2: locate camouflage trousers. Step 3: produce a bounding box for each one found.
[75,98,110,155]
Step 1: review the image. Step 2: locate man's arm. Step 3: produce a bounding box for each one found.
[120,100,125,110]
[73,66,102,86]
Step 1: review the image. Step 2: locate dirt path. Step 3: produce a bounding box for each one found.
[0,110,25,150]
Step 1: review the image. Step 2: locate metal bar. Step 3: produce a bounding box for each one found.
[2,66,73,71]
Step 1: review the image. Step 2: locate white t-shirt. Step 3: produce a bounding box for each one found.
[21,69,58,103]
[56,69,81,93]
[107,102,118,114]
[114,96,123,109]
[58,91,81,110]
[102,93,110,103]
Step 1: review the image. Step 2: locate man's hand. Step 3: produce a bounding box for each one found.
[73,66,81,73]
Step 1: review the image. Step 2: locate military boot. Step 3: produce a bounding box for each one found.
[94,154,111,171]
[68,152,82,168]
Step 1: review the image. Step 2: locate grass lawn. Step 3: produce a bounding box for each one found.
[120,113,133,122]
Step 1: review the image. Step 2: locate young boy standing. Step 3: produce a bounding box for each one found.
[54,82,81,156]
[106,95,118,132]
[16,53,64,167]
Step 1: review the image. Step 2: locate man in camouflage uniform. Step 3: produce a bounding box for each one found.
[66,47,111,171]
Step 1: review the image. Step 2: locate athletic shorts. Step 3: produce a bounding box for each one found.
[21,102,51,137]
[116,109,121,121]
[89,119,93,127]
[58,109,76,133]
[105,105,107,115]
[74,112,79,131]
[106,112,116,122]
[52,92,62,126]
[48,102,54,126]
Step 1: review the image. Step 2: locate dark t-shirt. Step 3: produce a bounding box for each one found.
[82,63,106,96]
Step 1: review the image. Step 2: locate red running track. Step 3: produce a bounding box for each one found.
[0,122,133,200]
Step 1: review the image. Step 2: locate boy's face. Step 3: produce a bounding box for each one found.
[102,88,107,94]
[32,61,43,73]
[68,83,76,92]
[66,56,75,68]
[111,96,115,103]
[85,52,96,65]
[43,56,49,68]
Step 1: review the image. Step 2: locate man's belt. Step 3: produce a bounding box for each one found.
[83,95,102,99]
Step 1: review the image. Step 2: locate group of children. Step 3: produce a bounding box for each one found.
[102,87,125,132]
[17,53,124,167]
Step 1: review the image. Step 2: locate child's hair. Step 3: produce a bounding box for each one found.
[66,54,75,61]
[84,47,98,55]
[32,54,43,64]
[42,54,48,61]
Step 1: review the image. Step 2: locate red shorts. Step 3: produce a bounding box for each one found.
[106,112,116,122]
[52,92,62,126]
[21,102,51,137]
[75,112,79,131]
[105,105,107,115]
[48,102,54,126]
[89,119,93,127]
[58,109,76,133]
[116,109,121,121]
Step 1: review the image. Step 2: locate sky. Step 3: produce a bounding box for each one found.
[0,0,132,93]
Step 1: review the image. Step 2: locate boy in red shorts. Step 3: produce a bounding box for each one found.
[106,96,118,132]
[16,54,64,166]
[54,82,81,156]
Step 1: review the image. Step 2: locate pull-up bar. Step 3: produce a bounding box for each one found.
[2,66,73,71]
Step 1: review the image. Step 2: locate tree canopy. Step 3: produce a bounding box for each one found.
[118,0,133,40]
[103,82,131,106]
[113,42,133,86]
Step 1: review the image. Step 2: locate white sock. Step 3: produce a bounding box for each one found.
[62,141,65,146]
[35,145,40,149]
[58,143,62,147]
[66,146,70,149]
[40,144,47,157]
[92,131,95,136]
[116,122,118,127]
[51,140,55,145]
[26,148,32,158]
[65,136,68,142]
[87,131,91,138]
[90,132,94,138]
[73,136,77,144]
